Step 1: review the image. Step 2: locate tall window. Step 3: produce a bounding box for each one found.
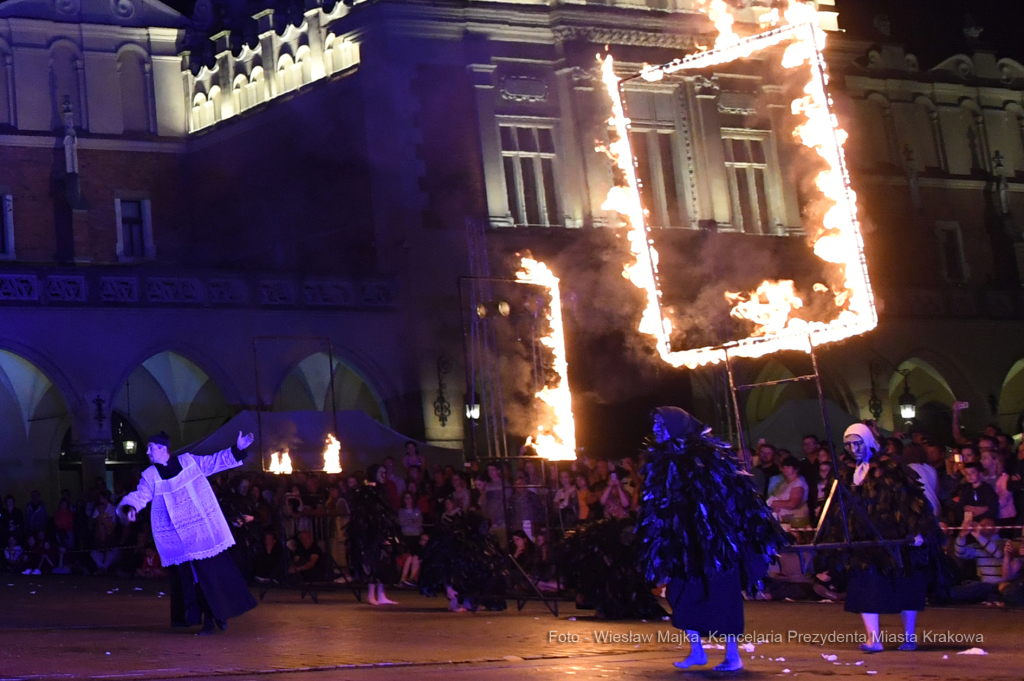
[0,194,14,259]
[500,124,559,227]
[630,129,683,227]
[722,132,771,234]
[115,198,153,260]
[935,221,968,283]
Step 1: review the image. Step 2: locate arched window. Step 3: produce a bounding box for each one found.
[232,73,249,113]
[249,67,266,106]
[277,53,297,93]
[296,45,313,86]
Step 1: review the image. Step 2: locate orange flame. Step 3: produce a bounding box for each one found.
[515,257,577,461]
[322,434,342,474]
[605,1,876,369]
[269,450,292,474]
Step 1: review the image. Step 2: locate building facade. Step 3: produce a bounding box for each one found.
[0,0,1020,501]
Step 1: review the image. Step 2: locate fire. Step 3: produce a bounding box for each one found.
[603,0,876,369]
[322,434,342,474]
[515,256,577,461]
[268,450,292,474]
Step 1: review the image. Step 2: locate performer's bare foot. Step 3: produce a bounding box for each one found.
[712,659,743,672]
[215,619,227,632]
[375,595,398,605]
[197,617,216,636]
[673,634,708,669]
[859,642,883,653]
[897,642,916,652]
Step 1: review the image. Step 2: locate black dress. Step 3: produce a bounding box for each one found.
[156,455,258,627]
[346,483,401,584]
[817,455,945,615]
[636,408,785,632]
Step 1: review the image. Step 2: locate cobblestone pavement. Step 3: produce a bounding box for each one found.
[0,575,1018,680]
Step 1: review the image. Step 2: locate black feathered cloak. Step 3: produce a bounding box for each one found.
[346,483,401,584]
[419,512,509,610]
[636,408,786,594]
[817,453,948,612]
[560,516,666,620]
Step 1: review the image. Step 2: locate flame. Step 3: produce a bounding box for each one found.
[322,434,342,474]
[268,450,292,474]
[603,1,876,369]
[515,256,577,461]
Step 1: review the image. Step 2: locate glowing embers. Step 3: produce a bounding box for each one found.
[322,434,342,474]
[268,450,293,474]
[603,6,876,370]
[515,257,577,461]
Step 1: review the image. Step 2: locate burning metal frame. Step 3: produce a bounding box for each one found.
[602,10,877,370]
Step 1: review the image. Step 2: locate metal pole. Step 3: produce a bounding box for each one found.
[252,338,265,472]
[459,278,475,463]
[724,349,749,471]
[327,338,339,439]
[809,335,851,545]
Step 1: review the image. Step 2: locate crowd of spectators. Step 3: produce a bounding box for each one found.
[3,427,1024,609]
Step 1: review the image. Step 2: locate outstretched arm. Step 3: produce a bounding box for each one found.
[118,474,155,523]
[194,431,255,477]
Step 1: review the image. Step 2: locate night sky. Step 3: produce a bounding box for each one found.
[835,0,1024,66]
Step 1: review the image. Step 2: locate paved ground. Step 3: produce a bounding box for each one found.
[0,575,1018,680]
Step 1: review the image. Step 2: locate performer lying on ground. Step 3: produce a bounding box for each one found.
[821,423,945,653]
[636,407,785,672]
[118,431,258,635]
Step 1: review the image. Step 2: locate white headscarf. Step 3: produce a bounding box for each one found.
[843,423,879,486]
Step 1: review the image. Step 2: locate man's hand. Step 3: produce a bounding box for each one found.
[120,505,136,523]
[237,431,255,450]
[953,401,969,412]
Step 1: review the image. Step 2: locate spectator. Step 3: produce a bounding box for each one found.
[2,495,24,544]
[766,456,810,528]
[90,491,120,574]
[510,471,545,535]
[482,465,508,542]
[574,473,593,522]
[54,498,75,550]
[950,518,1003,603]
[384,456,406,498]
[450,473,470,512]
[903,443,941,518]
[253,532,285,584]
[810,459,833,523]
[959,462,999,523]
[402,441,424,472]
[510,530,536,574]
[4,535,25,573]
[599,468,632,519]
[136,545,164,578]
[756,442,780,496]
[799,435,821,485]
[553,470,579,527]
[1000,538,1024,604]
[289,530,325,582]
[979,440,1016,524]
[24,491,47,538]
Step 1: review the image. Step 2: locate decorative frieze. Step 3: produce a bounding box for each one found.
[99,277,138,303]
[0,274,36,301]
[45,275,86,302]
[146,277,205,304]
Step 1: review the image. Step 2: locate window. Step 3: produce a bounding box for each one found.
[115,198,154,260]
[722,132,772,234]
[630,129,684,227]
[935,221,968,283]
[499,124,559,227]
[0,194,14,259]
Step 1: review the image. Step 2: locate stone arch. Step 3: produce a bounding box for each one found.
[745,358,813,427]
[116,43,151,133]
[112,350,234,450]
[0,349,71,504]
[295,44,312,86]
[958,98,989,174]
[904,95,942,170]
[249,66,266,105]
[1000,102,1024,173]
[277,52,298,93]
[272,351,388,425]
[0,37,12,126]
[889,357,956,441]
[998,359,1024,435]
[856,92,897,168]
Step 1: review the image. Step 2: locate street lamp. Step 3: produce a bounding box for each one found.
[868,389,883,420]
[124,439,137,455]
[898,379,917,420]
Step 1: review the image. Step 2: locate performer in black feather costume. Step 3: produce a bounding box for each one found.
[817,424,945,652]
[560,516,665,620]
[419,511,509,611]
[347,464,401,605]
[636,407,785,672]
